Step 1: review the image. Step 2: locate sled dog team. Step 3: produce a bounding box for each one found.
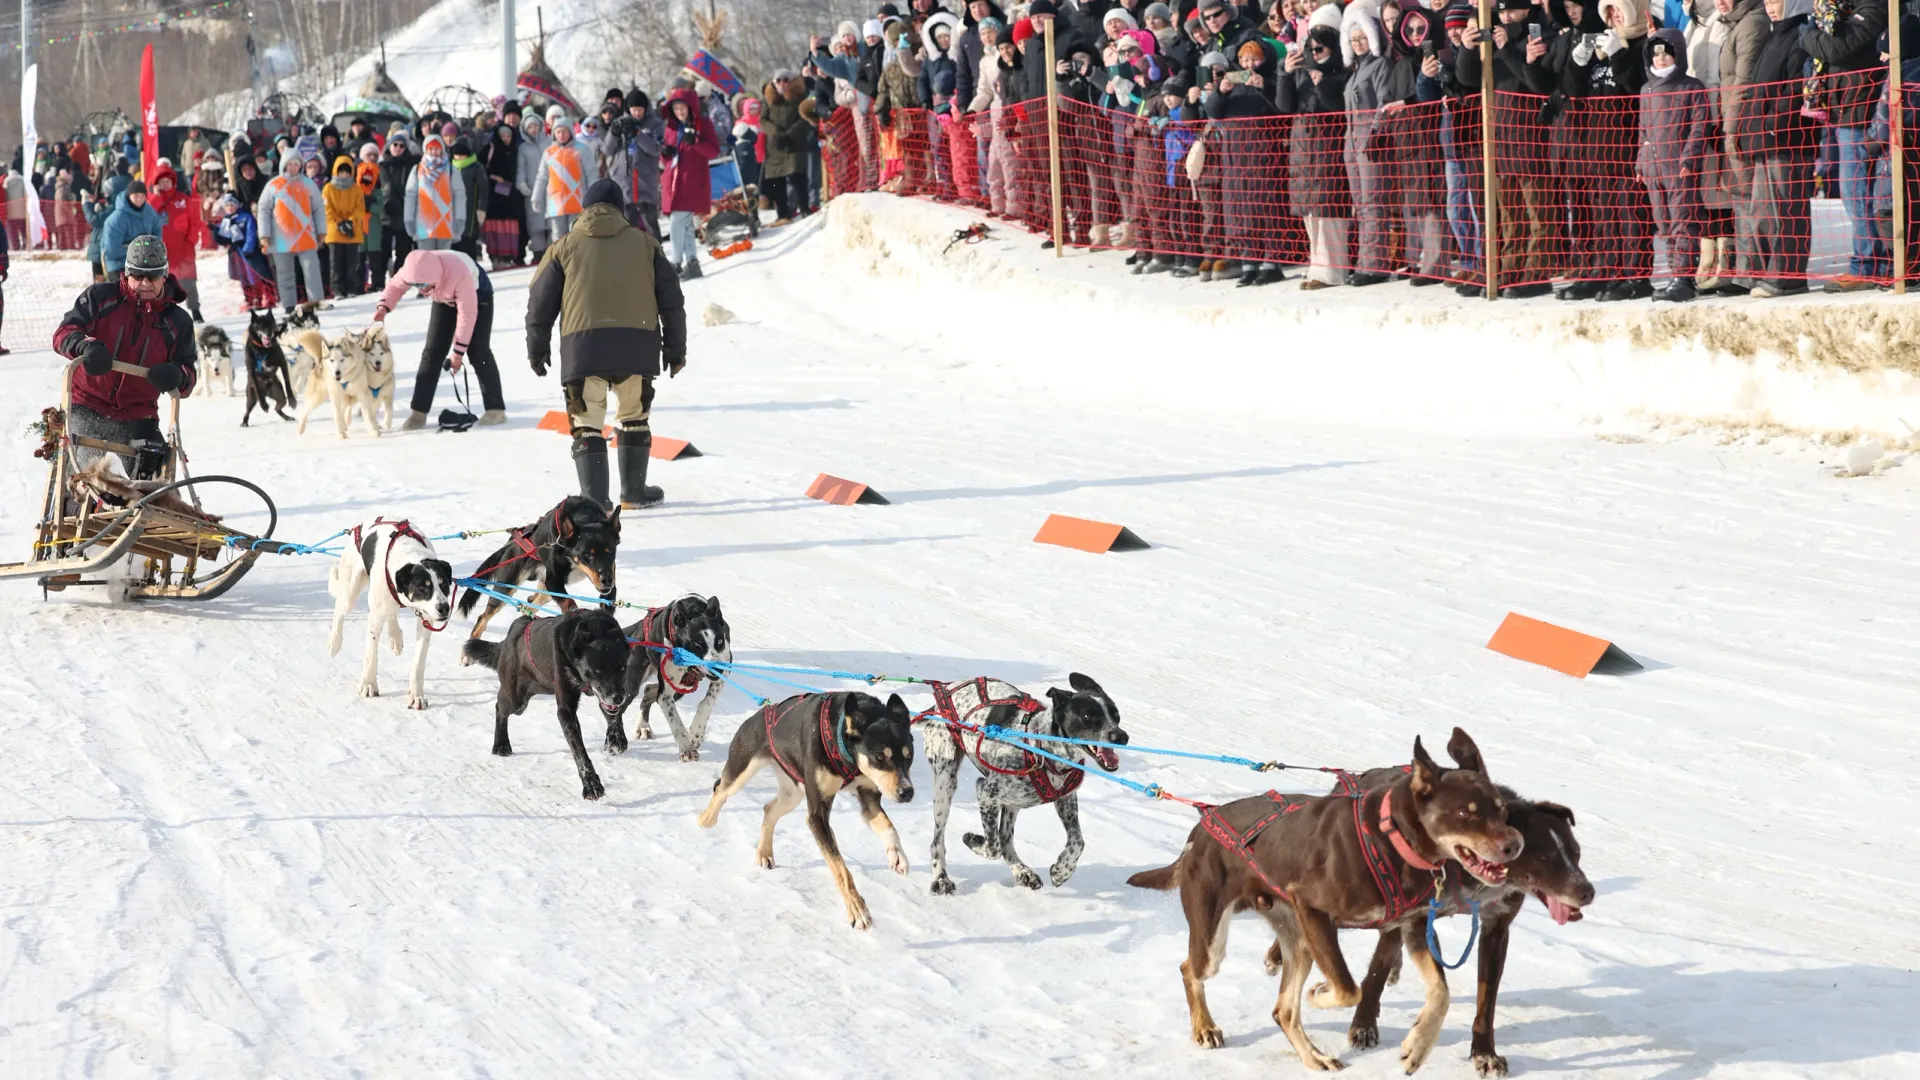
[194,305,395,436]
[326,493,1593,1076]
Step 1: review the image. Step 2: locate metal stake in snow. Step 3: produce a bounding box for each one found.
[501,0,517,102]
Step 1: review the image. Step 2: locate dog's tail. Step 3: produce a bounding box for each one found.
[1126,842,1191,890]
[461,637,502,671]
[455,544,513,616]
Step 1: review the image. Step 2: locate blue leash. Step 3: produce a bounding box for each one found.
[1425,894,1481,970]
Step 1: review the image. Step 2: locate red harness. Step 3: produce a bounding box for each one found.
[350,517,447,632]
[640,605,702,695]
[765,694,860,784]
[1198,771,1436,927]
[497,503,567,573]
[926,678,1082,804]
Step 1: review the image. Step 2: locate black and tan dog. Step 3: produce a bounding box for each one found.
[605,594,732,761]
[457,496,621,638]
[1126,729,1523,1074]
[696,691,917,930]
[459,608,632,800]
[1276,763,1594,1077]
[241,309,297,426]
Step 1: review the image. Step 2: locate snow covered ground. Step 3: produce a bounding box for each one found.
[0,195,1916,1077]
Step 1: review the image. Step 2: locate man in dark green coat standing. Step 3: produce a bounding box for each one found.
[526,178,688,510]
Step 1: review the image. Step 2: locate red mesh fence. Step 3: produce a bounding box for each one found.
[827,71,1914,295]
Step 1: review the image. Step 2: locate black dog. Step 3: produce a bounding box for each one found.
[459,608,632,800]
[604,594,732,760]
[696,691,917,929]
[922,673,1128,895]
[242,309,296,426]
[457,496,622,638]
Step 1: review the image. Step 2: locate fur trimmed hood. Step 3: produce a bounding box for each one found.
[1341,0,1384,66]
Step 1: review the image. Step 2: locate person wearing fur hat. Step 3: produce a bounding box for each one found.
[1457,0,1557,297]
[1342,1,1396,286]
[1188,0,1257,84]
[1281,21,1354,288]
[1637,28,1713,301]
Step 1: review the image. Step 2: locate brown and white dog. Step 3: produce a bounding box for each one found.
[696,691,917,930]
[1127,729,1523,1074]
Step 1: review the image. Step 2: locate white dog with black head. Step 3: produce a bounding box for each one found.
[327,519,455,709]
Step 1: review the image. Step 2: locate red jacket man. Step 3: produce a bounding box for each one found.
[51,235,197,477]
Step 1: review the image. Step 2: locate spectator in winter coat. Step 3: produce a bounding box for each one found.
[518,114,551,262]
[732,97,765,192]
[1802,0,1889,286]
[322,155,367,298]
[1717,0,1772,294]
[5,168,29,250]
[1867,16,1920,284]
[661,88,721,279]
[956,0,1011,111]
[1343,4,1396,284]
[84,192,112,280]
[1737,0,1816,296]
[375,248,506,427]
[379,134,419,276]
[1458,0,1557,296]
[482,122,525,267]
[762,74,813,223]
[1282,24,1354,289]
[149,163,206,321]
[1211,39,1288,285]
[449,137,487,261]
[876,25,927,192]
[101,182,166,280]
[1189,0,1258,84]
[532,120,589,245]
[356,146,388,291]
[213,193,277,309]
[970,26,1023,218]
[52,235,197,477]
[604,90,667,238]
[1638,29,1714,301]
[525,180,689,510]
[404,134,465,252]
[256,151,326,310]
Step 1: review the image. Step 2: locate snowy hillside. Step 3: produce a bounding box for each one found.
[0,198,1917,1077]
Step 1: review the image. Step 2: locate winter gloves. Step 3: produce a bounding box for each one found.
[146,363,186,393]
[81,338,113,375]
[530,351,550,377]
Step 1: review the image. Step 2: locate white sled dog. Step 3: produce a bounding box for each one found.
[327,519,455,709]
[299,328,388,438]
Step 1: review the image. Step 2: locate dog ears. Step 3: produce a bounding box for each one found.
[1410,735,1443,794]
[557,513,576,540]
[1046,686,1072,708]
[1445,727,1486,775]
[706,594,722,617]
[606,505,621,533]
[884,692,910,720]
[1067,671,1103,695]
[1533,801,1576,826]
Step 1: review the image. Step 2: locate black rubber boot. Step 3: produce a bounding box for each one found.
[617,429,665,509]
[572,434,612,511]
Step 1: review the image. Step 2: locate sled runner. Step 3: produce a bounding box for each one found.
[0,358,285,601]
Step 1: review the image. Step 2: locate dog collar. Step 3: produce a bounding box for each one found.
[1379,788,1440,872]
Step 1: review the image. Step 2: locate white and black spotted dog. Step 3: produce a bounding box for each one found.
[923,673,1128,895]
[327,518,455,709]
[608,594,732,761]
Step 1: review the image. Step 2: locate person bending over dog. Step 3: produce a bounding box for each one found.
[373,248,506,430]
[525,178,687,510]
[51,235,197,478]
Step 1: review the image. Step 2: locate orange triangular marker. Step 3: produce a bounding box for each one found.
[1486,613,1642,678]
[806,473,888,505]
[1033,514,1150,553]
[536,410,573,434]
[646,437,701,460]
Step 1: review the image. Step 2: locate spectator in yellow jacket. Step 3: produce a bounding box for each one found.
[321,155,368,297]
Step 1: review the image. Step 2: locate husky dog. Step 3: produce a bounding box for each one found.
[195,324,235,396]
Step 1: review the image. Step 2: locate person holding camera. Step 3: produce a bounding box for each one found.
[52,235,196,478]
[1541,0,1653,300]
[323,155,368,298]
[1457,0,1558,297]
[526,180,687,511]
[603,90,667,239]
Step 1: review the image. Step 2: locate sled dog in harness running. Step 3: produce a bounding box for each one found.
[326,518,455,709]
[607,594,731,760]
[921,673,1129,895]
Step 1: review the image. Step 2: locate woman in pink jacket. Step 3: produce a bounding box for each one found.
[373,248,506,428]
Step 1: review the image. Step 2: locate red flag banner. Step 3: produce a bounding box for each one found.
[139,44,158,183]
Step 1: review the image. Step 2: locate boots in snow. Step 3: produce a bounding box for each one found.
[678,259,704,281]
[1697,237,1723,292]
[402,410,428,430]
[573,434,612,511]
[617,429,665,509]
[478,409,507,426]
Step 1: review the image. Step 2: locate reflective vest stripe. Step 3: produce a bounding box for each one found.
[419,170,454,240]
[546,145,584,216]
[269,177,316,252]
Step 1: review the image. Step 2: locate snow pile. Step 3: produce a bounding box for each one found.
[819,193,1920,442]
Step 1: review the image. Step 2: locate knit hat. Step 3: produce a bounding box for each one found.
[605,86,626,103]
[451,136,474,156]
[359,142,381,162]
[1145,2,1174,22]
[1442,2,1474,30]
[220,192,241,211]
[1013,16,1037,43]
[127,179,148,194]
[1199,49,1230,68]
[1184,14,1203,33]
[125,234,168,275]
[626,88,651,112]
[1103,7,1139,30]
[551,118,574,138]
[440,121,460,141]
[980,15,1006,33]
[1028,0,1060,16]
[585,178,624,209]
[1161,72,1191,96]
[863,18,886,37]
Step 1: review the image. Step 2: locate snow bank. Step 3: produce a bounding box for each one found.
[820,193,1920,442]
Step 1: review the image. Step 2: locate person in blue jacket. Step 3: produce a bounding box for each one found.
[83,191,112,281]
[100,181,166,281]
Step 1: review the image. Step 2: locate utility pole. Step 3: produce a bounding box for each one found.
[502,0,516,100]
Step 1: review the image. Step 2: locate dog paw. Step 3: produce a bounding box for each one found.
[458,652,474,668]
[406,694,427,711]
[847,900,872,930]
[635,725,654,740]
[1191,1024,1225,1049]
[930,875,956,895]
[961,832,992,857]
[1012,866,1043,890]
[1399,1032,1436,1074]
[679,748,700,762]
[492,742,513,757]
[1306,1049,1346,1072]
[326,635,343,657]
[358,682,379,698]
[1349,1024,1379,1050]
[1264,941,1284,977]
[1309,982,1351,1010]
[889,848,909,875]
[581,775,605,801]
[1048,861,1076,888]
[605,736,628,755]
[1473,1053,1509,1078]
[757,852,776,869]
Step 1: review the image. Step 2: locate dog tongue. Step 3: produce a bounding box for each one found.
[1545,895,1577,925]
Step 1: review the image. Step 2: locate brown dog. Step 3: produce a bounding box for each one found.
[1127,728,1522,1073]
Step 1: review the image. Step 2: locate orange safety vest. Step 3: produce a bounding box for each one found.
[544,143,584,216]
[269,176,317,253]
[418,167,455,240]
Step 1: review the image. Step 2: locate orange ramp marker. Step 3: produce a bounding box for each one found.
[806,473,889,505]
[1033,514,1150,553]
[1486,613,1642,678]
[539,411,701,458]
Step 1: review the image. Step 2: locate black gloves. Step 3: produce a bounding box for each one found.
[146,363,186,393]
[81,338,113,375]
[530,352,550,377]
[667,358,685,378]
